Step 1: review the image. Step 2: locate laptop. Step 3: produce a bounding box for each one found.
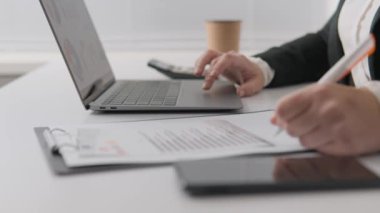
[39,0,242,111]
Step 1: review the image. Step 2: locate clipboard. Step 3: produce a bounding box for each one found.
[33,111,309,175]
[34,127,164,175]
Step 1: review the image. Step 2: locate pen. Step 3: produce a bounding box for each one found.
[274,34,376,136]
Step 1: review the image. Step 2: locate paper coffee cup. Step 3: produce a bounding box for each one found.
[206,20,241,52]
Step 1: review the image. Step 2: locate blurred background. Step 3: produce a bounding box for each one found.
[0,0,339,86]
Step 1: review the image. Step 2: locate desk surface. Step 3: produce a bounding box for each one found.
[1,51,380,213]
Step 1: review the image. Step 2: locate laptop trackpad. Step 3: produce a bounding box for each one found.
[176,80,242,110]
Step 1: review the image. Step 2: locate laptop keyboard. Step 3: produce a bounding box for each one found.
[103,81,181,106]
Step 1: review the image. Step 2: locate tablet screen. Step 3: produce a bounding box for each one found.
[175,155,380,194]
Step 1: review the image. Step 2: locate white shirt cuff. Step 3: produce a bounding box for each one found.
[248,56,275,87]
[363,81,380,104]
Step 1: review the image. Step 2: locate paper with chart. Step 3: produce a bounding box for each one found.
[41,111,305,167]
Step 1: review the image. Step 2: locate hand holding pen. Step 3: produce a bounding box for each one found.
[271,34,380,156]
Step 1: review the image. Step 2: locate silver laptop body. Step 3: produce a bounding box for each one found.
[40,0,242,111]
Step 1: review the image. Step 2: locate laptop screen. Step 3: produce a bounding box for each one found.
[40,0,115,108]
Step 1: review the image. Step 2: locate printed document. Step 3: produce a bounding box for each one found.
[40,111,305,167]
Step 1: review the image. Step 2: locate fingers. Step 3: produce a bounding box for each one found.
[194,50,221,76]
[285,105,319,137]
[202,54,234,90]
[299,126,332,149]
[195,50,266,94]
[272,84,380,157]
[286,97,346,147]
[274,88,313,126]
[236,77,264,97]
[208,52,236,78]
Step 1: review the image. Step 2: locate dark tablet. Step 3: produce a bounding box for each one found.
[175,154,380,195]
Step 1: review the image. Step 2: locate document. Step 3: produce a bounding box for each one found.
[39,111,305,168]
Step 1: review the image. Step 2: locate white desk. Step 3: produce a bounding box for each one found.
[1,51,380,213]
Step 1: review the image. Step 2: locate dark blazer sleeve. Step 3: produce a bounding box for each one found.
[255,1,344,88]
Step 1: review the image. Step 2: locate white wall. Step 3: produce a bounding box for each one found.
[0,0,339,52]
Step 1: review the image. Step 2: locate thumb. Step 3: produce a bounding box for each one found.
[236,77,264,97]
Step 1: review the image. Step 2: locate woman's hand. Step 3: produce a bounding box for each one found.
[272,83,380,156]
[194,49,266,97]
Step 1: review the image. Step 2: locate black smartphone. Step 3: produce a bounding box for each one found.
[175,154,380,195]
[147,59,203,79]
